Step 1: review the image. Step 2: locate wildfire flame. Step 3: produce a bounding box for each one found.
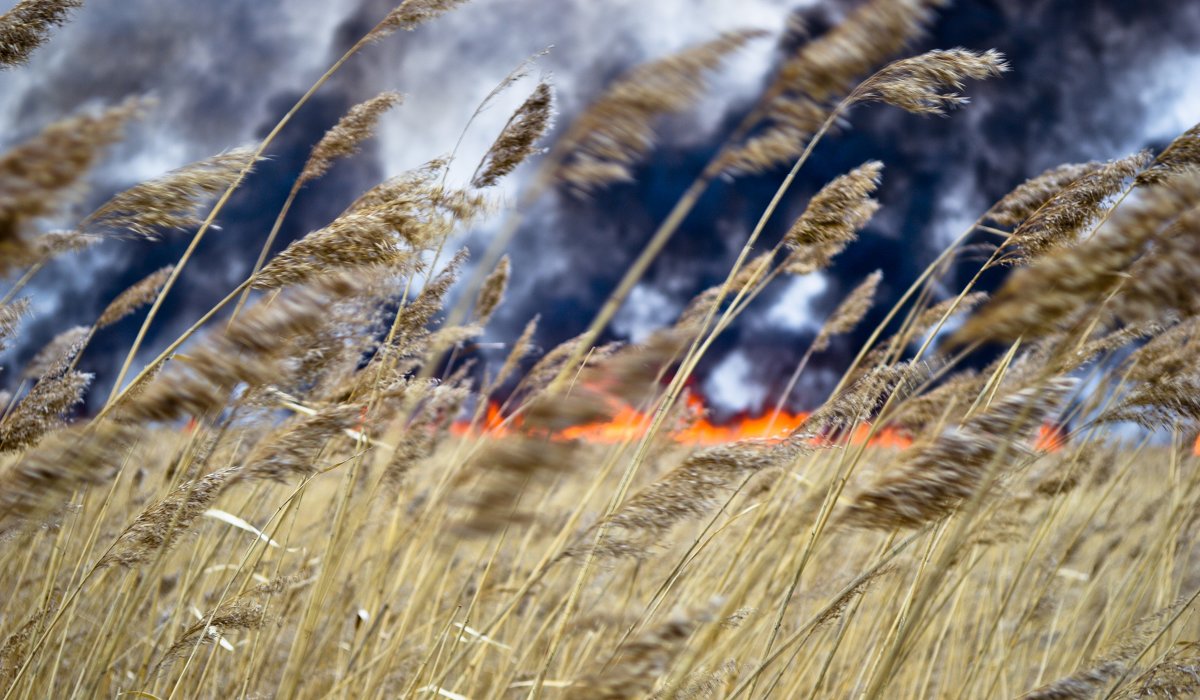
[452,392,914,449]
[451,392,1073,454]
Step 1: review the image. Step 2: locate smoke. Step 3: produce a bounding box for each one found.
[1,0,1198,416]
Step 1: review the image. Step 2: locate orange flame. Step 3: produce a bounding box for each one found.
[452,393,916,449]
[1035,424,1067,452]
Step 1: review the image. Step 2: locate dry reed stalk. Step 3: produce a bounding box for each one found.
[0,0,81,67]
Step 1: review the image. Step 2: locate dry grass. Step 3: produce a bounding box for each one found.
[2,2,1200,699]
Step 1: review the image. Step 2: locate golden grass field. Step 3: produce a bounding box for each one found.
[3,0,1200,698]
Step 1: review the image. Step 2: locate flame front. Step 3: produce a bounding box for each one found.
[452,392,916,449]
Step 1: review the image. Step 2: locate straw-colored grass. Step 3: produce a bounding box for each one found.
[2,1,1200,698]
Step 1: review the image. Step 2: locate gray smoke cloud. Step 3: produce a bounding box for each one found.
[1,0,1198,416]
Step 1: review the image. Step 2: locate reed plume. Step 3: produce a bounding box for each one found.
[842,378,1075,529]
[569,611,705,699]
[368,0,470,42]
[96,266,173,328]
[570,441,783,560]
[893,368,983,435]
[0,0,81,67]
[81,148,257,238]
[20,325,88,379]
[472,80,554,188]
[453,434,579,534]
[1019,598,1190,699]
[674,252,772,331]
[487,315,538,391]
[1112,204,1200,324]
[987,161,1107,228]
[0,299,30,350]
[998,151,1152,264]
[235,405,361,484]
[812,270,882,352]
[1112,642,1200,699]
[154,579,289,676]
[0,370,91,453]
[722,0,944,174]
[299,92,403,186]
[0,98,144,270]
[1099,376,1200,431]
[849,48,1008,115]
[783,161,882,274]
[0,423,136,531]
[259,162,484,290]
[7,230,100,268]
[252,205,419,290]
[555,29,764,193]
[802,360,929,434]
[98,465,236,569]
[473,254,509,325]
[954,173,1200,345]
[127,275,366,422]
[1136,120,1200,186]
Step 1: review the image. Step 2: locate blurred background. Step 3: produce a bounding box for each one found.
[2,0,1198,417]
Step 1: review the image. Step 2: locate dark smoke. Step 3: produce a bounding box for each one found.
[1,0,1198,416]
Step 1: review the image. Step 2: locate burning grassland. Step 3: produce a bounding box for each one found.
[2,1,1200,698]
